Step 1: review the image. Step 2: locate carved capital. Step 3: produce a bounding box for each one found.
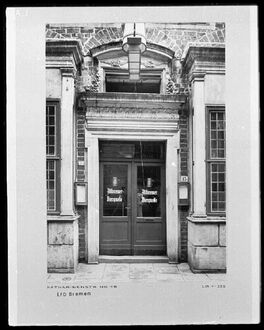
[61,67,76,78]
[189,72,206,83]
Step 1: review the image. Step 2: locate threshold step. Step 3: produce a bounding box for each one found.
[99,255,169,263]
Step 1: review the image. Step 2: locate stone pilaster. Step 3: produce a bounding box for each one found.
[60,68,76,216]
[166,135,180,263]
[191,73,206,217]
[46,40,83,273]
[86,134,99,264]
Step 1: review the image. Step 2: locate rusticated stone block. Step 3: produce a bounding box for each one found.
[219,224,226,246]
[47,219,79,273]
[188,221,218,246]
[47,245,74,270]
[48,222,73,245]
[188,242,226,271]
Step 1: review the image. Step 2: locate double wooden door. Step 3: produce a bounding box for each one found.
[99,161,166,255]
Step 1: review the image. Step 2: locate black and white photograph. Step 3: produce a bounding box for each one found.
[45,21,226,273]
[7,6,260,325]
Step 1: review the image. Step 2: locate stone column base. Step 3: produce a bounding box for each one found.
[47,214,80,273]
[187,216,226,273]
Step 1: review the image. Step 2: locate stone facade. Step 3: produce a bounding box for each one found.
[187,218,226,272]
[182,45,226,272]
[46,22,226,272]
[46,22,225,58]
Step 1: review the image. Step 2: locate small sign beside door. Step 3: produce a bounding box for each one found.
[75,182,87,205]
[180,175,189,182]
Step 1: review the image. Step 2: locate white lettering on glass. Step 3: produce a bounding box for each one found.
[107,196,122,202]
[141,196,157,203]
[107,188,123,194]
[142,189,157,195]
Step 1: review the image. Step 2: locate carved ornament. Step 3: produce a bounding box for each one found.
[86,107,180,120]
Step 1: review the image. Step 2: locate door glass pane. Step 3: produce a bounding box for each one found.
[103,165,128,216]
[137,166,161,217]
[100,143,135,159]
[99,141,165,160]
[134,142,164,160]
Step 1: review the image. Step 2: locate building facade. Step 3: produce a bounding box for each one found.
[46,22,226,273]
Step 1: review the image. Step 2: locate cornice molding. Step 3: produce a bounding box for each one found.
[190,72,206,83]
[187,215,226,223]
[81,93,182,134]
[47,214,80,222]
[46,57,76,70]
[61,67,76,77]
[46,39,83,68]
[86,116,179,136]
[181,46,225,76]
[79,92,186,106]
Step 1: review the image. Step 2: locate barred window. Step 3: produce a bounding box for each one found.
[210,112,225,158]
[46,105,56,155]
[46,102,60,212]
[207,108,226,214]
[210,163,226,212]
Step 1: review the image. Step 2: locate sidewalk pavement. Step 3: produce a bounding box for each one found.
[47,263,226,283]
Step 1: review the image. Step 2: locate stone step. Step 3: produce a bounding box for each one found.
[98,255,169,263]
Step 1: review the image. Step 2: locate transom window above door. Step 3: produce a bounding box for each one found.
[105,69,162,93]
[99,141,165,160]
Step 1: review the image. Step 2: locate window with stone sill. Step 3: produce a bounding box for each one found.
[206,108,226,214]
[46,101,60,213]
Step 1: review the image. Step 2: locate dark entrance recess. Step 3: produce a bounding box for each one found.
[99,141,166,256]
[105,71,161,93]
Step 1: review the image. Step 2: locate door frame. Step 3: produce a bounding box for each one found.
[86,133,180,263]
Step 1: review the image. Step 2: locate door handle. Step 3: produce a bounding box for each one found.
[145,218,155,222]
